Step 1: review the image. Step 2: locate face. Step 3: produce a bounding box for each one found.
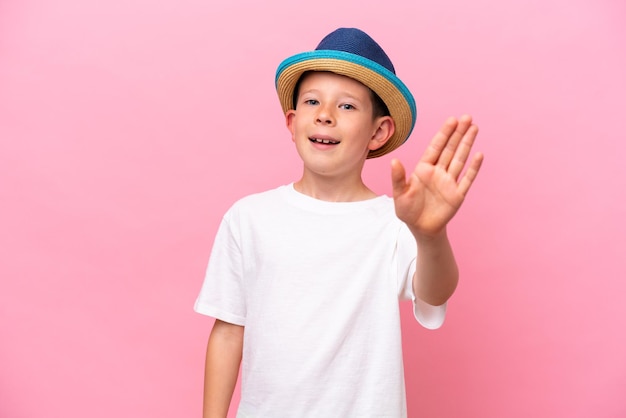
[286,71,394,180]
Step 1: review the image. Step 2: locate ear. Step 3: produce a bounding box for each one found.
[368,116,395,151]
[285,110,296,143]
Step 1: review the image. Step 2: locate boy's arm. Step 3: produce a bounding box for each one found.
[391,115,483,306]
[203,319,244,418]
[412,229,459,306]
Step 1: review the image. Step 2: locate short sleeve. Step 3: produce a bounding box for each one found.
[194,213,247,326]
[396,223,447,330]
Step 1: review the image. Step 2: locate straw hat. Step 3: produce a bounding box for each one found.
[275,28,416,158]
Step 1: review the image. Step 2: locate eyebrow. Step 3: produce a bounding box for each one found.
[299,88,366,103]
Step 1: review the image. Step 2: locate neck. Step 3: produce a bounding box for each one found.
[293,172,377,202]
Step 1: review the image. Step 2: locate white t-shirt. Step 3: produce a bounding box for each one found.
[195,184,446,417]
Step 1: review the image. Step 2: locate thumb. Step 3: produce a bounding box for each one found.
[390,159,407,198]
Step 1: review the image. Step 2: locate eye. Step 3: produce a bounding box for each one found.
[339,103,355,110]
[303,99,319,106]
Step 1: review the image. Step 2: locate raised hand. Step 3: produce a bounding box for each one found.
[391,115,483,237]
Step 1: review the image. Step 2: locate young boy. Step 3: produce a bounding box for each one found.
[195,27,483,417]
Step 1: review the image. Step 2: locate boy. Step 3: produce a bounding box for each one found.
[195,28,483,417]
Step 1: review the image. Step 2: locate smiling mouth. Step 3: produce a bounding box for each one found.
[310,137,340,145]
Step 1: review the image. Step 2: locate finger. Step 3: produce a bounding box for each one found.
[458,152,484,197]
[419,116,458,165]
[436,115,473,170]
[448,124,479,181]
[390,158,408,198]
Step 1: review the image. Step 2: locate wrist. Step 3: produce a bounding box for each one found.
[409,226,448,245]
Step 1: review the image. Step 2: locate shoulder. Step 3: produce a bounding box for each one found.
[231,184,287,208]
[223,184,290,220]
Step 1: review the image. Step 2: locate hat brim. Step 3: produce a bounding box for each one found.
[275,50,416,159]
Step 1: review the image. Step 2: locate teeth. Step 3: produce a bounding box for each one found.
[311,137,339,144]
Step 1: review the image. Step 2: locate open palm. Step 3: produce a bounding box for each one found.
[392,115,483,237]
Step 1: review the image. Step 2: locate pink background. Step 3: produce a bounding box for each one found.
[1,0,625,417]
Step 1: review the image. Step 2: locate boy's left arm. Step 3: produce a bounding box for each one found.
[391,115,483,306]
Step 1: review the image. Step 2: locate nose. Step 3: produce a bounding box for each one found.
[315,104,334,125]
